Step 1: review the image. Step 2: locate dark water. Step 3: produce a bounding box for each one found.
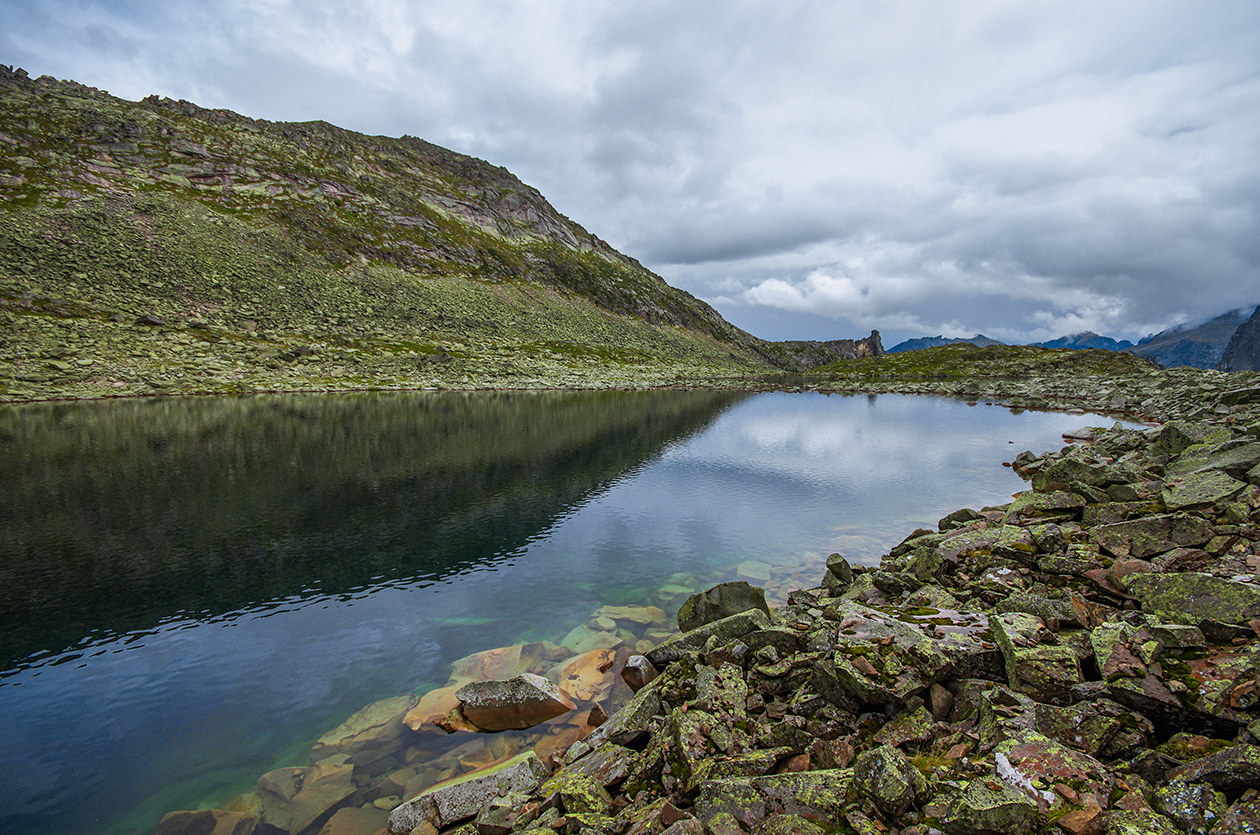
[0,390,1125,835]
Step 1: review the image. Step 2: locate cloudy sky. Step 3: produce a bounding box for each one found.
[4,1,1260,345]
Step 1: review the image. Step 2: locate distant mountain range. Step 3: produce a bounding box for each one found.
[889,307,1260,371]
[1131,307,1257,370]
[887,334,1005,353]
[1034,332,1134,351]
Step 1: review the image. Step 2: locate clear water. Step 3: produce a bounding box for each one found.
[0,390,1124,834]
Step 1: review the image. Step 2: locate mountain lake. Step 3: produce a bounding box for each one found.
[0,390,1138,835]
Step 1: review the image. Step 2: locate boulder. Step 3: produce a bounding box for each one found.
[647,608,772,666]
[152,810,257,835]
[940,779,1038,835]
[989,612,1083,703]
[694,771,852,831]
[310,694,418,766]
[852,744,925,818]
[620,654,659,692]
[257,763,355,835]
[456,673,575,731]
[387,751,550,833]
[1123,572,1260,627]
[677,582,771,633]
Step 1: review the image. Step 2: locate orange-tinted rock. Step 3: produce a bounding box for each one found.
[403,686,463,733]
[553,648,619,703]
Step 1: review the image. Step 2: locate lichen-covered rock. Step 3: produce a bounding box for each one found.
[1162,469,1248,510]
[647,608,772,666]
[1089,513,1215,559]
[1124,572,1260,627]
[456,673,575,732]
[940,779,1039,835]
[538,769,612,815]
[694,771,852,831]
[1152,780,1228,833]
[677,581,771,633]
[989,612,1082,703]
[1100,809,1182,835]
[852,744,925,818]
[387,752,550,833]
[1168,744,1260,791]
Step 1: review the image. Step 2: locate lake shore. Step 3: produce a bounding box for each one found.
[145,365,1260,835]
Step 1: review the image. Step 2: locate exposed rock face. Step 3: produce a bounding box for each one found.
[1219,304,1260,371]
[1130,306,1255,369]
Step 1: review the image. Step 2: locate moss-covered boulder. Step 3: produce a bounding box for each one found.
[1124,572,1260,627]
[940,779,1038,835]
[676,581,771,633]
[853,744,925,818]
[387,751,549,833]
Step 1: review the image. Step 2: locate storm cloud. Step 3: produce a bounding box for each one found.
[4,0,1259,344]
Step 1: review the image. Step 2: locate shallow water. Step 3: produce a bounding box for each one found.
[0,390,1127,834]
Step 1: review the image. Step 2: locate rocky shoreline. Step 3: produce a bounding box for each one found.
[151,372,1260,835]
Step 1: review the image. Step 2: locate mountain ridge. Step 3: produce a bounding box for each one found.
[0,66,876,401]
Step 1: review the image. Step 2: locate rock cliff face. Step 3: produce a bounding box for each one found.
[1219,306,1260,372]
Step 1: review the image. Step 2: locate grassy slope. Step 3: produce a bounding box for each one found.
[0,68,794,400]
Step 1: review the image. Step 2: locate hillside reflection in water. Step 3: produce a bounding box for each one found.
[0,391,1125,835]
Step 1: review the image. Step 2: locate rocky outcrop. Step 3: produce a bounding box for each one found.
[1219,305,1260,372]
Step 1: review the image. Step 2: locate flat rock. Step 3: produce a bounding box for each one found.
[1161,470,1247,510]
[1123,572,1260,626]
[153,810,258,835]
[387,751,550,833]
[550,648,618,703]
[316,804,389,835]
[257,763,355,835]
[403,685,464,733]
[1089,513,1216,559]
[311,694,418,765]
[457,673,575,732]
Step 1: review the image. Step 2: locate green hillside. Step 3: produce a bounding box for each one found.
[0,67,856,401]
